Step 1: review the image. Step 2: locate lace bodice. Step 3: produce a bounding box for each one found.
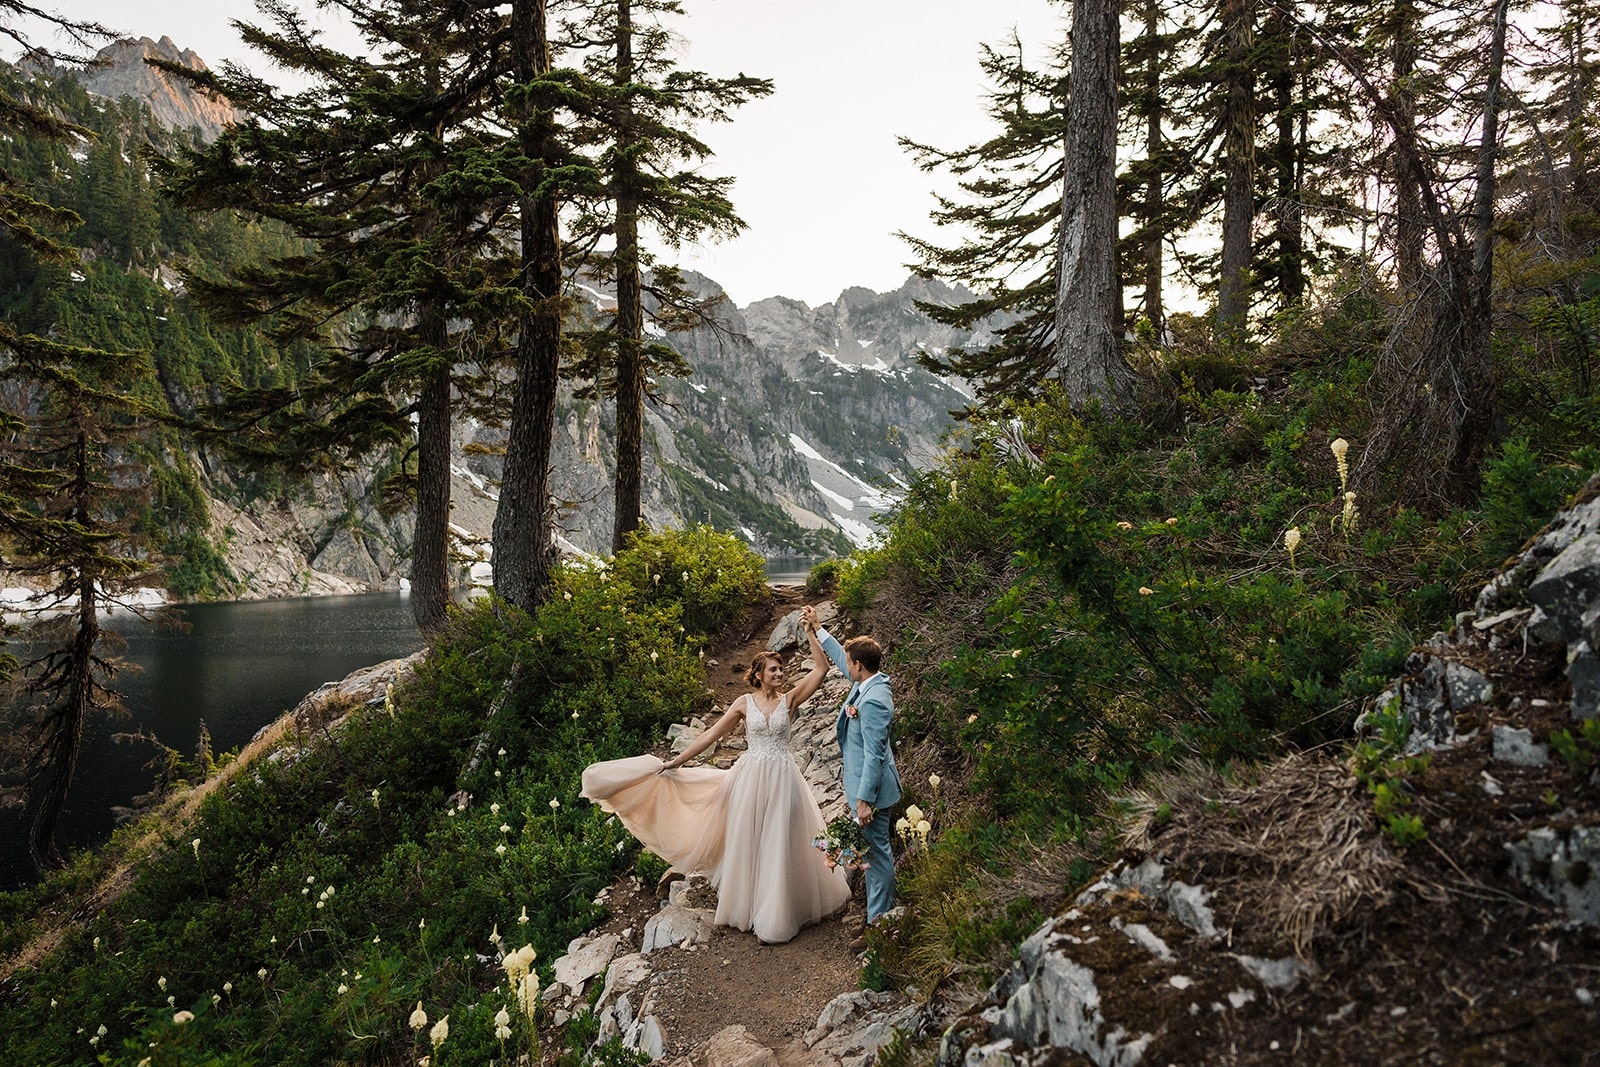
[743,694,794,761]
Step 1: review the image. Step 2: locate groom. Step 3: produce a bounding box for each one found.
[803,606,900,945]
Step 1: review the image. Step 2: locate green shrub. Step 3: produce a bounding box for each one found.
[606,525,767,635]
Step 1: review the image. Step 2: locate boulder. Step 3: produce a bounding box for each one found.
[680,1025,779,1067]
[1570,642,1600,720]
[770,610,806,653]
[1491,726,1549,766]
[552,932,621,994]
[804,991,920,1067]
[1505,826,1600,927]
[641,907,715,954]
[1527,532,1600,645]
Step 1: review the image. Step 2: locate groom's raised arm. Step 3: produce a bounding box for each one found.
[814,625,851,680]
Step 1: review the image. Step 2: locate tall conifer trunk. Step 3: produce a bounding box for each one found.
[411,303,451,635]
[1392,0,1425,296]
[1053,0,1135,409]
[1446,0,1509,489]
[29,422,98,870]
[1270,12,1304,305]
[494,0,563,611]
[1217,0,1256,338]
[1142,0,1165,334]
[611,0,645,554]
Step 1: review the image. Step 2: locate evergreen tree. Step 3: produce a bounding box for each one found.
[900,34,1068,403]
[564,0,770,552]
[1307,0,1511,495]
[162,0,519,634]
[1118,0,1185,334]
[0,338,156,869]
[0,6,156,860]
[1053,0,1136,407]
[1216,0,1257,338]
[493,0,585,612]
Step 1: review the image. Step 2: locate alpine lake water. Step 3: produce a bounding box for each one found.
[1,558,823,891]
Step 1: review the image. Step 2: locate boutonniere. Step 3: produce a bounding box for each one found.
[845,704,859,719]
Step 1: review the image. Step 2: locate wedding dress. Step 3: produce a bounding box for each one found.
[580,694,850,944]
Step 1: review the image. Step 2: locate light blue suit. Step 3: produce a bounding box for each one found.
[819,630,901,921]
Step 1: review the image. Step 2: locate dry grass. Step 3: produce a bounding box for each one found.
[1120,753,1438,961]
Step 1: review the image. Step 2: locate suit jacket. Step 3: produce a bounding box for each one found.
[820,631,902,809]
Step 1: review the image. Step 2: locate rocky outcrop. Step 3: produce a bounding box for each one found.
[936,472,1600,1065]
[78,37,235,140]
[203,468,416,600]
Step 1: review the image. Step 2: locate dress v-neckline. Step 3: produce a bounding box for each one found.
[747,692,786,721]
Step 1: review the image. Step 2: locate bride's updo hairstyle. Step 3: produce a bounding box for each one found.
[745,651,784,688]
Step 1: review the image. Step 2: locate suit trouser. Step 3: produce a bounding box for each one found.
[862,808,895,922]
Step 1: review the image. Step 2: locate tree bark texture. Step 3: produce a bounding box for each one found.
[1442,0,1509,489]
[411,303,452,635]
[611,0,645,554]
[494,0,563,611]
[1217,0,1256,338]
[1270,12,1304,305]
[1391,0,1426,296]
[1142,0,1165,334]
[1053,0,1136,410]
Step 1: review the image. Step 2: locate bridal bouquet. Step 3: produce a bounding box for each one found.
[813,815,871,871]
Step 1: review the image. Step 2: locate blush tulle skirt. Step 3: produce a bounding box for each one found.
[581,752,849,943]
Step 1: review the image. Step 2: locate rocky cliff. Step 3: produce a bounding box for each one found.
[75,36,235,141]
[447,274,979,568]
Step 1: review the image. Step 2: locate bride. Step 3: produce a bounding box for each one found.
[580,619,849,944]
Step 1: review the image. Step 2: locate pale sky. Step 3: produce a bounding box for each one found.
[45,0,1065,308]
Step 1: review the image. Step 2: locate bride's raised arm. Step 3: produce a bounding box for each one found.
[660,695,747,771]
[785,615,831,710]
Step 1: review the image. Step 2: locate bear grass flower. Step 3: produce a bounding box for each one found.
[1284,526,1302,568]
[549,798,560,810]
[409,1002,428,1031]
[1331,437,1350,492]
[929,774,941,790]
[501,943,537,986]
[494,1006,513,1041]
[430,1016,449,1048]
[173,1011,194,1025]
